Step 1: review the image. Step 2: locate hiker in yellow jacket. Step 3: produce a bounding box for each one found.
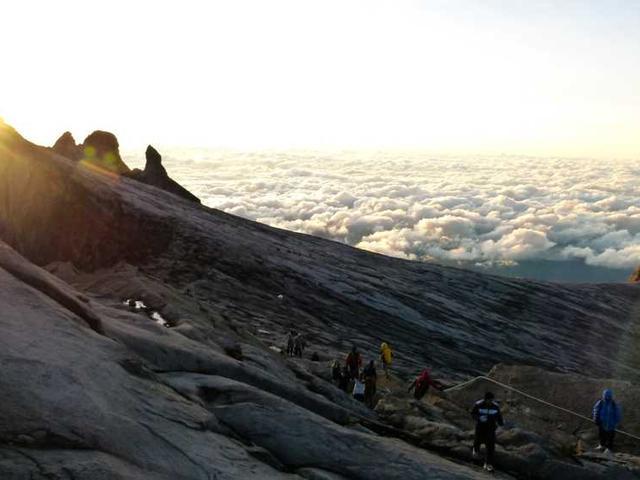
[380,342,393,378]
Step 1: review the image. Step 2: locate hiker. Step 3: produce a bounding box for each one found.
[363,360,377,408]
[286,330,295,357]
[471,391,504,472]
[352,375,366,402]
[293,333,306,358]
[592,388,622,454]
[339,365,350,392]
[345,345,362,379]
[380,342,393,378]
[407,368,443,400]
[331,360,342,387]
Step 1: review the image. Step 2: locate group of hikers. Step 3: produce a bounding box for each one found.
[287,334,624,473]
[330,344,387,408]
[470,388,622,472]
[329,342,448,410]
[285,330,307,357]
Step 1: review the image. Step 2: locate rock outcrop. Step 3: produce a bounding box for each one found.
[0,124,172,268]
[630,266,640,283]
[51,129,129,174]
[50,129,200,203]
[81,130,130,175]
[125,145,200,203]
[51,131,82,160]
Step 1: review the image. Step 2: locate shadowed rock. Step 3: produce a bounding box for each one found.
[145,145,166,177]
[0,242,103,334]
[51,129,198,202]
[51,131,82,160]
[81,130,130,175]
[125,145,200,203]
[0,125,172,269]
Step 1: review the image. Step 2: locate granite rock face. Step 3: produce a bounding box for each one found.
[2,120,640,380]
[0,124,172,268]
[0,238,492,479]
[1,119,640,478]
[0,242,295,480]
[394,365,640,479]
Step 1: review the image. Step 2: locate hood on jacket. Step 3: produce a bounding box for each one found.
[603,389,614,401]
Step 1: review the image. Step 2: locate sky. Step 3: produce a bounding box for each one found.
[1,0,639,157]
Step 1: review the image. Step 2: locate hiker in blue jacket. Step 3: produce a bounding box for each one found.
[592,388,621,454]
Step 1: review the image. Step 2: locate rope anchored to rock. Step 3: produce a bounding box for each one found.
[444,375,640,443]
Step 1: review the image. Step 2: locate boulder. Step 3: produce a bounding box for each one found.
[630,266,640,283]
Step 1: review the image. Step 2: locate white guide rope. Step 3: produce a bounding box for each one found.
[444,375,640,442]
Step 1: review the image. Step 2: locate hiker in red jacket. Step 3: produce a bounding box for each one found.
[408,368,443,400]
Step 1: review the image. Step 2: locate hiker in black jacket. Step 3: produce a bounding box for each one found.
[471,391,504,472]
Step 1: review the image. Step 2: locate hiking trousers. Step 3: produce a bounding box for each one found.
[599,427,615,449]
[474,427,496,465]
[414,384,429,400]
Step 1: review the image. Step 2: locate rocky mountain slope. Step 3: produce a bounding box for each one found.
[1,120,639,479]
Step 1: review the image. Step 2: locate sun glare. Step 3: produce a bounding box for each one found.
[0,1,638,158]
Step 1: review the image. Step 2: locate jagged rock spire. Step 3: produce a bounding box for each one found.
[144,145,167,177]
[124,145,200,203]
[52,132,82,161]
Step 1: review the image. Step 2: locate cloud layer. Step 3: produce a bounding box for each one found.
[125,151,640,271]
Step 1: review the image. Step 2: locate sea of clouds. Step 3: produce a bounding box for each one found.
[126,150,640,274]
